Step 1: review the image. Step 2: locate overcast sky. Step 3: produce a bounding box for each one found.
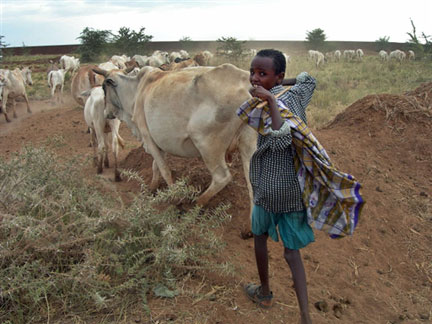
[1,0,431,47]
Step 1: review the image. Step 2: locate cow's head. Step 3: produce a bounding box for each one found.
[92,68,120,120]
[21,66,33,85]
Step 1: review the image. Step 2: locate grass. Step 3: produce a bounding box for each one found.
[0,146,233,323]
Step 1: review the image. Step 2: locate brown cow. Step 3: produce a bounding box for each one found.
[94,64,257,210]
[70,65,104,106]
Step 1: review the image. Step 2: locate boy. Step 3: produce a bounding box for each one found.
[244,49,316,324]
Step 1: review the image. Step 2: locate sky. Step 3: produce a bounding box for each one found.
[0,0,431,47]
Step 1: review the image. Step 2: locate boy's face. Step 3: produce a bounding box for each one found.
[249,56,284,90]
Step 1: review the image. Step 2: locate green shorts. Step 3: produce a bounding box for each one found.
[252,205,315,250]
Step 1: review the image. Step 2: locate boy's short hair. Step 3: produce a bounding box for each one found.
[256,49,286,75]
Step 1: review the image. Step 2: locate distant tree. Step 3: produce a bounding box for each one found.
[112,27,153,56]
[305,28,327,50]
[375,36,390,51]
[0,35,9,60]
[179,36,192,50]
[421,32,432,55]
[406,18,425,59]
[77,27,112,62]
[216,36,246,60]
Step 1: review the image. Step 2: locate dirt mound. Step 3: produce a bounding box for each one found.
[327,82,432,128]
[322,82,431,180]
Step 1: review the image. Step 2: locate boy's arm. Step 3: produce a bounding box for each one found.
[249,86,284,130]
[287,72,316,110]
[282,78,296,86]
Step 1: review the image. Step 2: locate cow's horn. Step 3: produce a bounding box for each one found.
[92,67,109,77]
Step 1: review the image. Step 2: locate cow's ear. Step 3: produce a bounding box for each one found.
[106,78,117,87]
[92,67,108,77]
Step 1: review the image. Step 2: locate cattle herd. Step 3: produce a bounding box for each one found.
[0,47,418,210]
[309,48,415,67]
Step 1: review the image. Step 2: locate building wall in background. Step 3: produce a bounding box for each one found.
[3,41,409,56]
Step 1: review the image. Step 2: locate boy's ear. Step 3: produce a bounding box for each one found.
[277,72,285,85]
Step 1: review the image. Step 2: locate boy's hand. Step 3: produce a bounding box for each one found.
[249,85,275,103]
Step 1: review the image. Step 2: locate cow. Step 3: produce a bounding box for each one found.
[71,65,104,106]
[0,67,32,122]
[48,69,66,105]
[334,50,342,62]
[343,49,356,61]
[159,58,199,71]
[82,86,125,181]
[59,55,80,75]
[110,55,130,69]
[132,54,149,67]
[379,50,389,62]
[93,64,257,210]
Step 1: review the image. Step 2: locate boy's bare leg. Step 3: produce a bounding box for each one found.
[254,234,270,295]
[284,248,312,324]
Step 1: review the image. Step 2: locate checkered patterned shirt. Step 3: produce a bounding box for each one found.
[250,72,316,213]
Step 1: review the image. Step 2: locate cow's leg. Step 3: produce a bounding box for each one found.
[23,93,32,113]
[140,138,173,187]
[111,133,121,182]
[60,83,64,103]
[1,92,10,122]
[89,128,98,167]
[94,125,105,174]
[192,139,232,206]
[51,85,56,104]
[103,132,109,169]
[11,99,17,118]
[149,152,168,191]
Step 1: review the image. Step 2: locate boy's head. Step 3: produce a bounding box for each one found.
[250,49,286,90]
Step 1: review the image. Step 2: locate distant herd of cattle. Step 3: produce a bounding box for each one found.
[0,47,418,210]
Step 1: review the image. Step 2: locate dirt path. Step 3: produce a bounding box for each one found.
[0,91,431,324]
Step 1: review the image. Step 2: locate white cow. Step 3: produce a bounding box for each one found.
[60,55,80,74]
[47,69,66,104]
[133,54,149,67]
[0,67,32,122]
[98,61,119,70]
[83,86,125,181]
[389,49,406,62]
[379,50,389,62]
[93,64,257,210]
[308,50,318,61]
[169,51,182,63]
[334,50,342,62]
[179,50,190,60]
[110,55,130,69]
[151,50,170,66]
[343,50,356,61]
[356,49,364,61]
[408,50,415,60]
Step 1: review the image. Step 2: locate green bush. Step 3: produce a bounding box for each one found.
[0,146,232,323]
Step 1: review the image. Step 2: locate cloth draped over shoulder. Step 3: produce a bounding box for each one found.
[237,94,365,238]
